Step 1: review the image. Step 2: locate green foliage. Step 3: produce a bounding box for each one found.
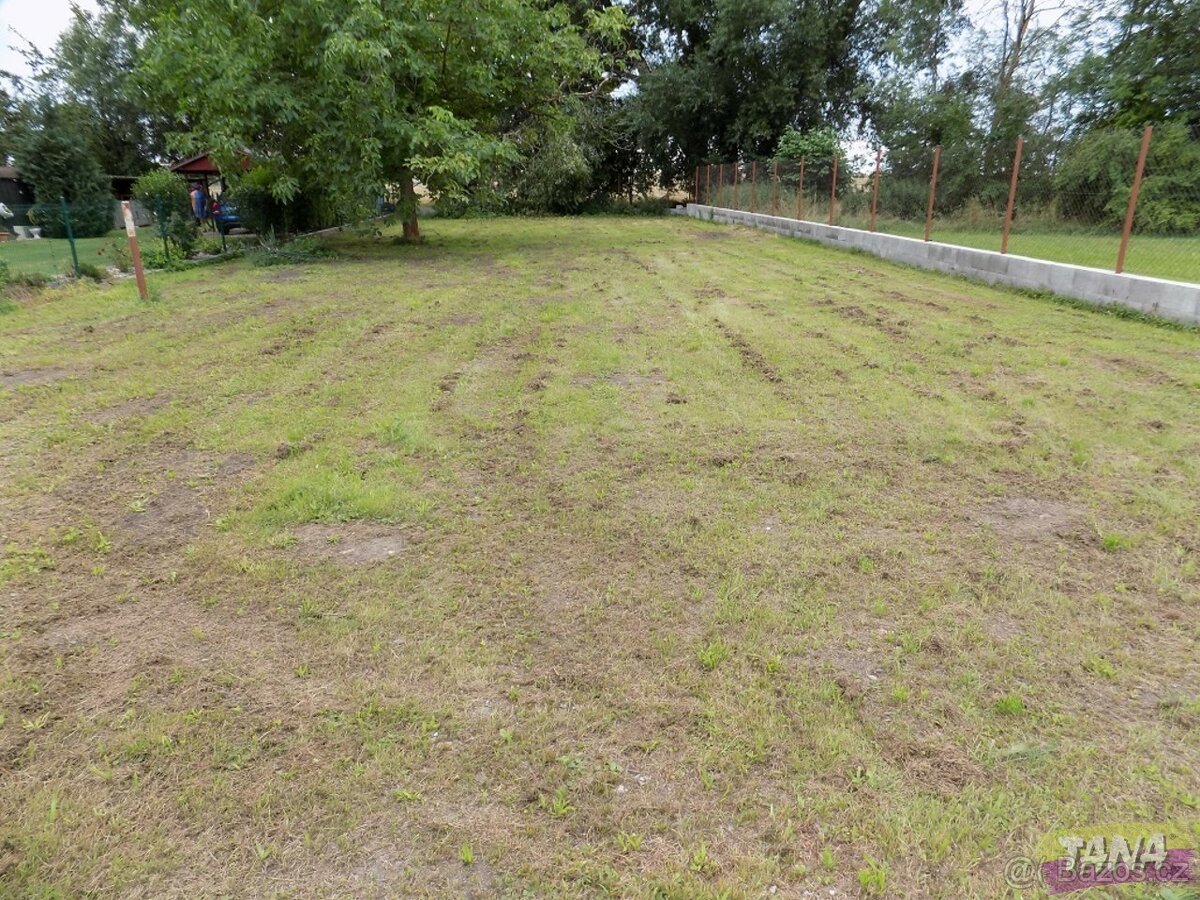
[134,169,198,255]
[133,0,630,230]
[248,235,337,268]
[776,127,849,185]
[1054,124,1200,234]
[140,242,187,270]
[41,4,168,175]
[14,101,114,238]
[628,0,867,185]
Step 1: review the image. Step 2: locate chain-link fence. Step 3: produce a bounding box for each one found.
[695,125,1200,285]
[0,198,219,284]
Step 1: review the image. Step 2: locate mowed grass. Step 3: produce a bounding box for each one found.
[705,184,1200,284]
[1,216,1199,897]
[874,222,1200,284]
[0,230,156,278]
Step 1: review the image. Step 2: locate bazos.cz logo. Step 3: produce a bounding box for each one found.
[1005,822,1198,895]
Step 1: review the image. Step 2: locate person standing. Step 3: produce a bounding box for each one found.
[190,183,207,224]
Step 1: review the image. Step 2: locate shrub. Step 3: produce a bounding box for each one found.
[140,242,187,270]
[28,198,114,239]
[1055,123,1200,234]
[0,259,8,284]
[134,169,199,255]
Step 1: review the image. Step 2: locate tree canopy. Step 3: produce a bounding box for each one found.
[129,0,630,235]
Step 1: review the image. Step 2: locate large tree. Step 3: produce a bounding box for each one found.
[45,1,171,175]
[130,0,628,237]
[627,0,870,186]
[1067,0,1200,129]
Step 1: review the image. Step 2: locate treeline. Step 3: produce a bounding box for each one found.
[1,0,1196,235]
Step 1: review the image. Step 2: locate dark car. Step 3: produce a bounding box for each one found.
[211,197,241,235]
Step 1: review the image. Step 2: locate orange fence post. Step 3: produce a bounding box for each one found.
[869,147,882,233]
[1116,126,1152,274]
[1001,136,1024,254]
[924,145,941,242]
[797,158,805,220]
[828,154,838,225]
[771,160,778,216]
[750,161,757,213]
[121,200,149,301]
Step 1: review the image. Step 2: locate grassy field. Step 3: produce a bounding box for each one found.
[872,222,1200,284]
[0,228,164,279]
[1,216,1199,898]
[704,184,1200,284]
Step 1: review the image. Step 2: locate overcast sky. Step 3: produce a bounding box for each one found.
[0,0,98,80]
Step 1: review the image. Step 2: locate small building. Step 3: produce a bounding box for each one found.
[169,153,226,205]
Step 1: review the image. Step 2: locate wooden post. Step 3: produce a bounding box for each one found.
[694,165,700,204]
[924,145,941,242]
[122,200,149,301]
[750,161,757,213]
[771,160,780,216]
[706,164,712,206]
[869,147,882,233]
[1001,137,1024,254]
[797,158,806,220]
[828,154,838,225]
[1116,126,1152,274]
[717,164,724,207]
[734,163,740,210]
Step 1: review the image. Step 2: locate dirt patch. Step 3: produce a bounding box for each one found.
[974,497,1083,544]
[1,367,74,388]
[835,304,909,338]
[89,395,170,424]
[713,319,783,383]
[290,523,416,564]
[118,484,215,549]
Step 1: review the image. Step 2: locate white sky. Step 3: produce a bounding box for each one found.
[0,0,98,80]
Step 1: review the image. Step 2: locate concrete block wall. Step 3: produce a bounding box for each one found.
[679,204,1200,325]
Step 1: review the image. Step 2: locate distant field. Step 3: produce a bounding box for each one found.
[1,217,1198,897]
[707,185,1200,284]
[871,221,1200,284]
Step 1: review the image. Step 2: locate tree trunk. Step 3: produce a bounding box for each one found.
[399,169,420,241]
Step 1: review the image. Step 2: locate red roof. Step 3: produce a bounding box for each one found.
[170,153,222,175]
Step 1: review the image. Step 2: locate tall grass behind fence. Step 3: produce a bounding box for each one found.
[696,126,1200,285]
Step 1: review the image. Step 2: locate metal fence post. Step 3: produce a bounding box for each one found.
[157,199,170,258]
[750,161,757,213]
[828,154,838,226]
[694,166,699,204]
[771,160,779,216]
[797,158,805,220]
[869,147,882,233]
[1116,126,1152,274]
[924,145,941,242]
[1001,137,1024,254]
[59,197,80,278]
